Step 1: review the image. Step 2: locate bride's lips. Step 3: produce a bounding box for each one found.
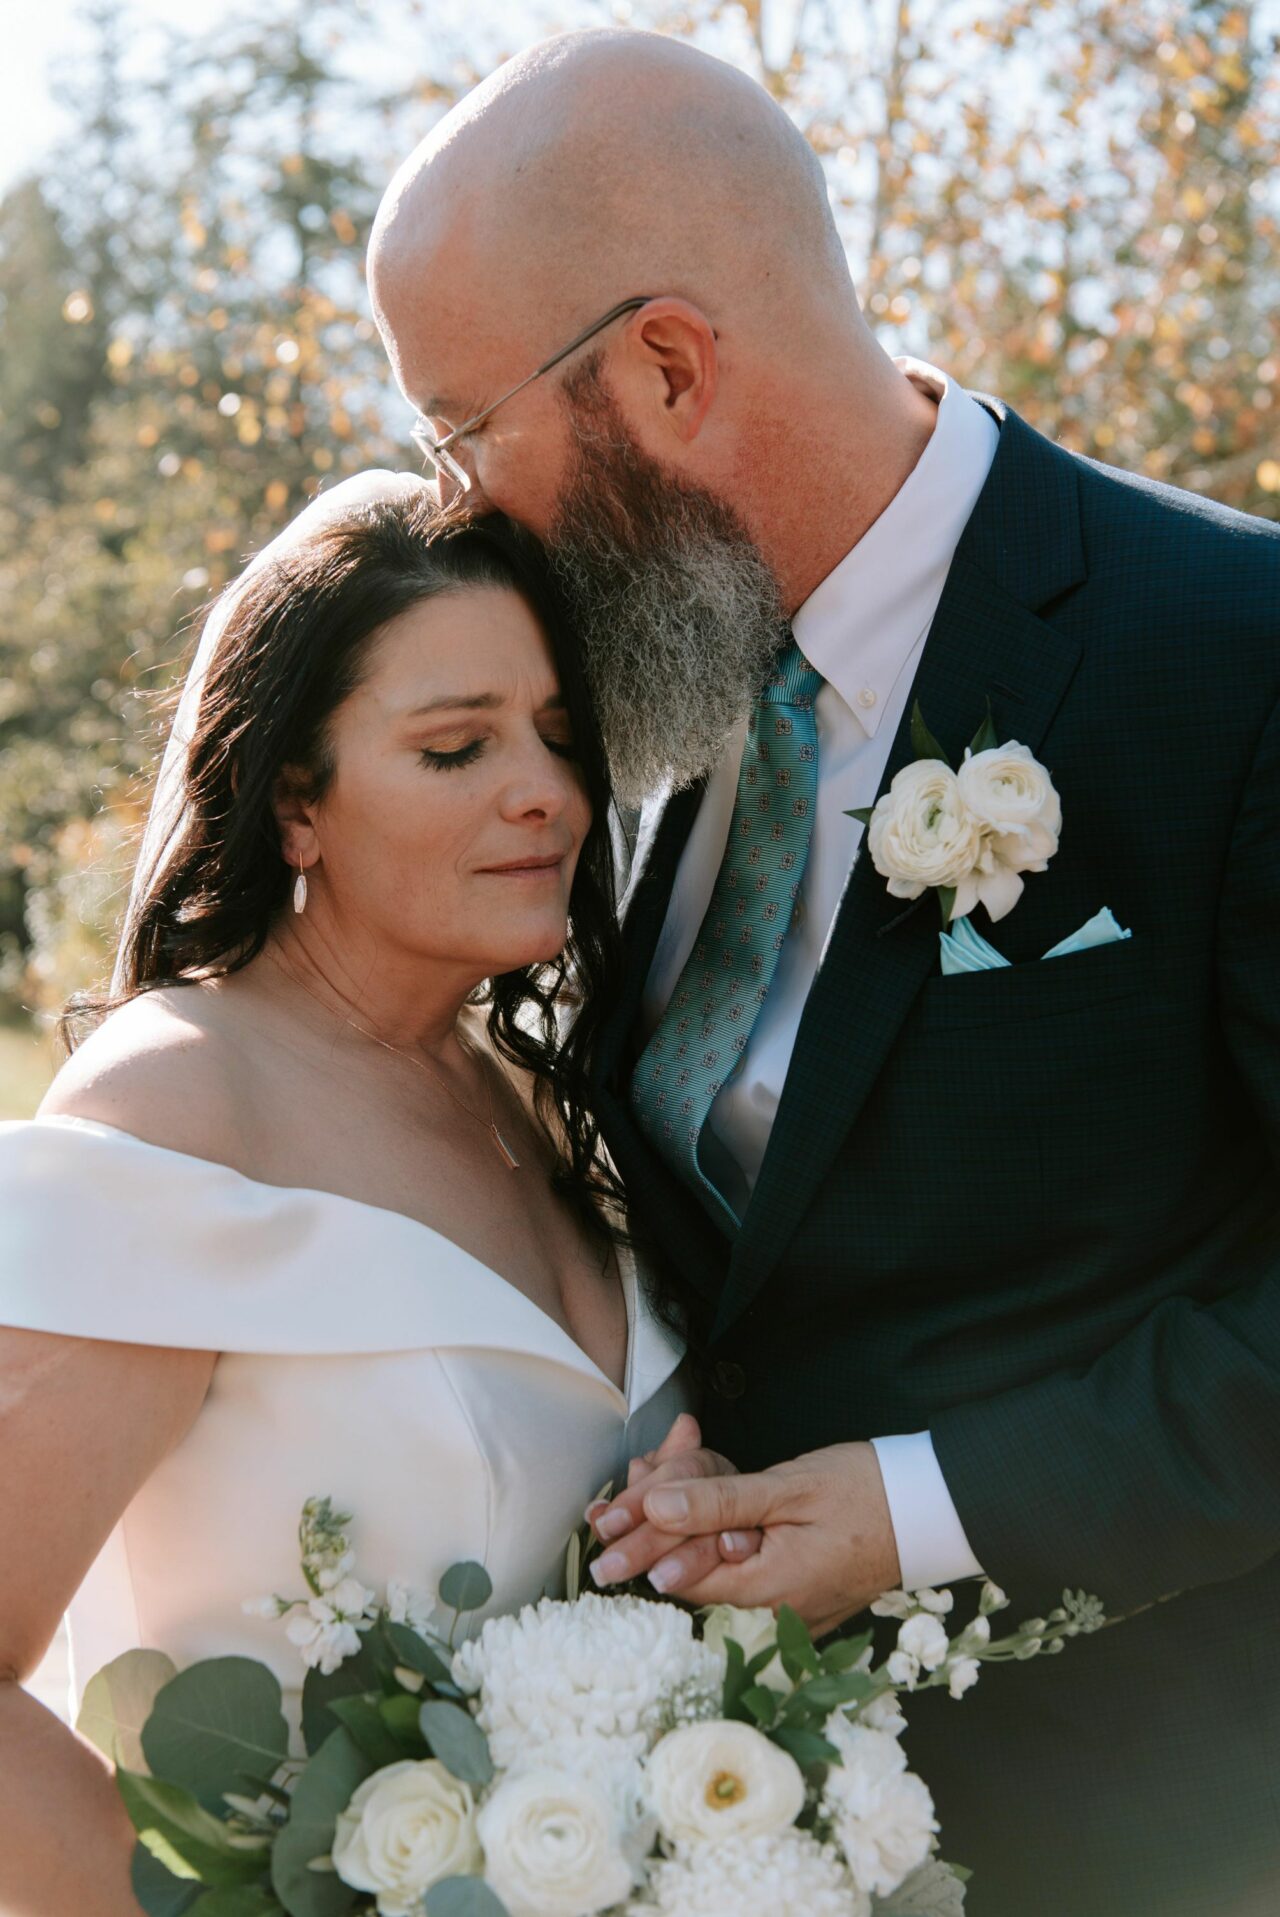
[477,853,567,879]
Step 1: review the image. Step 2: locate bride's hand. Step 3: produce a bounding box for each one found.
[585,1413,762,1593]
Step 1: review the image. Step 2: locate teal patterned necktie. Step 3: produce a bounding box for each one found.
[630,639,823,1230]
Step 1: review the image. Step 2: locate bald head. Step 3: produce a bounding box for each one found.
[369,29,858,403]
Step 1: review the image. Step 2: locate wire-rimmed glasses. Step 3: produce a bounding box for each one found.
[409,295,655,493]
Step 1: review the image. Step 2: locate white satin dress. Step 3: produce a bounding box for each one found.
[0,1116,687,1728]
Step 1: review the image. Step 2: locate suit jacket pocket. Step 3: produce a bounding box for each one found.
[915,935,1152,1030]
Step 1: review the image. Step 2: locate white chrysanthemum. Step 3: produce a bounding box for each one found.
[452,1594,724,1768]
[633,1830,869,1917]
[822,1719,938,1899]
[645,1722,805,1846]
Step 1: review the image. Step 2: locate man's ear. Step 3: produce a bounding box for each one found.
[272,766,321,871]
[620,298,719,444]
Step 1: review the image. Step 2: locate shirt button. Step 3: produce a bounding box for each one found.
[712,1360,747,1400]
[856,686,877,710]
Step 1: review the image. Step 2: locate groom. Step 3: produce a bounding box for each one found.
[368,29,1280,1915]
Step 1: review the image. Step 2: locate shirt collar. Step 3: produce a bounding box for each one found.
[790,360,1000,737]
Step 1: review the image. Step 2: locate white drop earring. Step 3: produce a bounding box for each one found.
[292,858,308,915]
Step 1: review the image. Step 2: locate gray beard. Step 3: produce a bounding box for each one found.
[546,367,785,808]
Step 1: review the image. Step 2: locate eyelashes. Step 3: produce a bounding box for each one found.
[419,739,577,772]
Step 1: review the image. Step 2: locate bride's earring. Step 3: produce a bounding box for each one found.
[292,858,308,916]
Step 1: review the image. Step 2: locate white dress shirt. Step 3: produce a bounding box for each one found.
[641,362,998,1591]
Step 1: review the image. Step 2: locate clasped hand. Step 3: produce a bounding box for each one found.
[586,1413,902,1638]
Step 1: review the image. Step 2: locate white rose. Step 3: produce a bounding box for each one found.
[822,1720,938,1900]
[332,1759,481,1917]
[699,1606,789,1694]
[478,1767,636,1917]
[896,1613,950,1674]
[644,1721,805,1847]
[866,761,985,900]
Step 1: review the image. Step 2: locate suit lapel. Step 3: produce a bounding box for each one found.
[714,405,1088,1339]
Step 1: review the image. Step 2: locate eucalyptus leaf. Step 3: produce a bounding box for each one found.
[768,1724,840,1767]
[327,1694,408,1769]
[379,1691,430,1749]
[131,1842,204,1917]
[142,1659,289,1808]
[197,1889,284,1916]
[425,1879,510,1917]
[381,1620,453,1686]
[419,1701,494,1786]
[875,1858,968,1915]
[301,1640,384,1757]
[910,702,950,767]
[270,1727,371,1917]
[438,1562,493,1615]
[117,1772,270,1889]
[78,1649,178,1771]
[775,1605,821,1684]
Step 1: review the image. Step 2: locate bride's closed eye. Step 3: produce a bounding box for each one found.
[419,733,577,772]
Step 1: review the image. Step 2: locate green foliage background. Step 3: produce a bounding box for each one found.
[1,0,1276,1110]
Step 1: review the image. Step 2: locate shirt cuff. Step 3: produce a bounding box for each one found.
[871,1430,985,1591]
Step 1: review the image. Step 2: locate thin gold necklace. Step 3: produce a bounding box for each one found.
[267,948,521,1171]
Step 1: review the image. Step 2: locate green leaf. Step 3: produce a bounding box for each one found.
[968,700,999,757]
[130,1842,204,1917]
[819,1633,873,1674]
[740,1684,780,1727]
[775,1606,821,1684]
[876,1857,968,1915]
[768,1724,840,1767]
[301,1639,384,1757]
[720,1636,749,1718]
[198,1890,284,1916]
[844,805,876,825]
[270,1727,371,1917]
[381,1620,453,1686]
[326,1694,408,1769]
[786,1670,874,1714]
[438,1562,493,1615]
[78,1649,178,1771]
[938,885,958,927]
[418,1701,494,1786]
[379,1691,431,1749]
[117,1772,270,1889]
[564,1528,582,1603]
[910,701,950,767]
[425,1879,511,1917]
[142,1659,289,1808]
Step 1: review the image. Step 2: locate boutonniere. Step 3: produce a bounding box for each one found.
[846,703,1062,927]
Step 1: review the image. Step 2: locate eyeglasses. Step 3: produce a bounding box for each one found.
[409,295,654,494]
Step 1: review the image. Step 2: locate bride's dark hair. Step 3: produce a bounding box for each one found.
[82,494,628,1244]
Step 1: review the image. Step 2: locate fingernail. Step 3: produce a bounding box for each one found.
[721,1532,752,1554]
[648,1556,684,1593]
[646,1488,689,1525]
[595,1508,634,1541]
[590,1550,627,1587]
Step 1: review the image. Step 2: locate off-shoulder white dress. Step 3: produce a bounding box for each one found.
[0,1116,686,1724]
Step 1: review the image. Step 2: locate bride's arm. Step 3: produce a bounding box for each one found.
[0,1326,215,1916]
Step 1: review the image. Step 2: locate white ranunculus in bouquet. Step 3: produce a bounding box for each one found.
[82,1495,1106,1917]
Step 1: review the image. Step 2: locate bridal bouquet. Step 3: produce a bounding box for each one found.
[80,1497,1105,1917]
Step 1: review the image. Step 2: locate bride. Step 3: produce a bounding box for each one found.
[0,477,714,1915]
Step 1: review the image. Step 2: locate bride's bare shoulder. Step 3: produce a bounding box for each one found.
[38,982,250,1163]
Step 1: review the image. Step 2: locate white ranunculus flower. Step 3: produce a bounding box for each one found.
[958,743,1062,867]
[822,1719,938,1900]
[946,1655,981,1699]
[644,1721,805,1847]
[331,1759,481,1917]
[636,1829,869,1917]
[896,1613,950,1674]
[477,1766,636,1917]
[865,761,985,900]
[699,1606,789,1694]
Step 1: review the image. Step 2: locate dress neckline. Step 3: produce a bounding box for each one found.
[28,1114,640,1402]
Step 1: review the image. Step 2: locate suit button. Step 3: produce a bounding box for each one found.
[712,1360,747,1400]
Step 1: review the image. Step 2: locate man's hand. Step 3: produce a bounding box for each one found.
[586,1413,762,1593]
[591,1442,902,1637]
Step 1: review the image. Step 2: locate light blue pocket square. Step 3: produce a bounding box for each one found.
[939,907,1132,977]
